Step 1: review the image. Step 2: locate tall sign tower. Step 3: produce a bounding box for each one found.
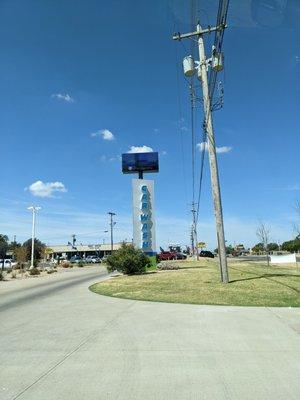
[122,152,158,256]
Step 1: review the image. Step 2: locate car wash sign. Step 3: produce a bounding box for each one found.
[132,179,156,255]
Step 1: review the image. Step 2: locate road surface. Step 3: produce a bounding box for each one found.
[0,266,300,400]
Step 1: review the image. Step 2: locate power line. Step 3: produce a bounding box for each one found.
[190,85,196,204]
[208,0,230,102]
[172,12,189,210]
[195,123,207,225]
[196,0,230,225]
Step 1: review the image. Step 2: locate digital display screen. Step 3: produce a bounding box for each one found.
[122,152,159,174]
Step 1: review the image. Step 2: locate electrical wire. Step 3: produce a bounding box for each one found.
[190,86,196,204]
[171,5,189,211]
[171,1,230,245]
[195,124,206,225]
[208,0,230,102]
[195,0,230,226]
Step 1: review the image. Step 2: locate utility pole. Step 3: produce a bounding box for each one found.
[108,212,116,253]
[191,202,198,260]
[27,206,41,269]
[173,22,229,283]
[71,234,76,247]
[190,224,194,256]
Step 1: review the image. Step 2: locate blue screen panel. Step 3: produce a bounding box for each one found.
[122,152,159,174]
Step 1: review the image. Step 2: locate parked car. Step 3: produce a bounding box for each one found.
[156,251,177,261]
[175,252,187,260]
[70,256,83,264]
[199,251,214,258]
[156,251,187,261]
[0,259,18,269]
[85,256,101,264]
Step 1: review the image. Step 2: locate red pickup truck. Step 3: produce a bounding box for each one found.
[156,252,187,262]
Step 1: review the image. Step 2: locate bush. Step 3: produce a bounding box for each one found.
[106,243,151,275]
[29,268,40,276]
[17,262,28,271]
[61,261,71,268]
[77,261,84,268]
[11,270,17,279]
[0,271,4,281]
[46,268,57,274]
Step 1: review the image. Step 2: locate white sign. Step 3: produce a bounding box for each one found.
[270,253,297,264]
[132,179,156,255]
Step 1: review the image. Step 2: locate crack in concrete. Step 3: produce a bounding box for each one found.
[10,300,137,400]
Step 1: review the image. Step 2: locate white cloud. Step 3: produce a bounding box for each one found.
[99,154,121,163]
[27,181,67,198]
[197,142,208,152]
[216,146,232,154]
[127,145,153,153]
[51,93,74,103]
[91,129,115,141]
[197,142,232,154]
[0,197,295,250]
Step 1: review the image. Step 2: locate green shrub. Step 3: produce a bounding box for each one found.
[106,243,151,275]
[77,261,84,268]
[0,271,4,281]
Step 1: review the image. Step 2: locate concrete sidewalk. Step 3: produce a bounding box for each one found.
[0,269,299,399]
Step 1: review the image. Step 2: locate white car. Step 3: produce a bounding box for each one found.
[0,259,18,269]
[85,256,101,264]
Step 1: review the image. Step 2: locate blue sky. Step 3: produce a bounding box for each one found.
[1,0,300,249]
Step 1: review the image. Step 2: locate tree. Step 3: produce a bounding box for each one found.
[15,246,28,263]
[0,242,8,272]
[0,234,9,243]
[0,234,9,272]
[214,245,235,255]
[256,221,270,266]
[225,245,235,255]
[252,242,264,253]
[267,242,279,252]
[282,236,300,253]
[22,238,46,263]
[9,241,21,259]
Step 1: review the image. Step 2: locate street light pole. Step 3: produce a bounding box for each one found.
[27,206,41,269]
[108,212,116,253]
[102,230,108,245]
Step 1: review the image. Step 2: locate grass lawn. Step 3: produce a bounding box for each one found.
[90,259,300,307]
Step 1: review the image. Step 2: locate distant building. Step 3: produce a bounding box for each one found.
[46,242,129,260]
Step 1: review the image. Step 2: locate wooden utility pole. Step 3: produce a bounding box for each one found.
[173,23,229,283]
